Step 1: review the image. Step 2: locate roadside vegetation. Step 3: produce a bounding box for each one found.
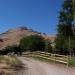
[69,57,75,66]
[55,0,75,55]
[0,55,23,75]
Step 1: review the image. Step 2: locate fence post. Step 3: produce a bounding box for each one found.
[53,54,56,64]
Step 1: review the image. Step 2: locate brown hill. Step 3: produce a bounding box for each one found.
[0,27,40,49]
[43,36,56,42]
[0,27,56,49]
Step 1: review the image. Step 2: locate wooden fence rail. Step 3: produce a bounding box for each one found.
[23,51,69,65]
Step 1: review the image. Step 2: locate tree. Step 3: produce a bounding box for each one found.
[55,35,69,55]
[73,0,75,18]
[70,37,75,56]
[20,35,45,52]
[55,0,74,55]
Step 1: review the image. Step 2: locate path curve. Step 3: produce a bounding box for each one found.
[18,57,75,75]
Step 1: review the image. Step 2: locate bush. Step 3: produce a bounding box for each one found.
[20,35,45,52]
[0,55,23,74]
[0,45,22,55]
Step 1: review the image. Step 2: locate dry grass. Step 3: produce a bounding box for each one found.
[0,55,23,75]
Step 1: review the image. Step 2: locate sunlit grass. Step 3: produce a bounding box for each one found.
[30,55,75,66]
[0,55,23,74]
[69,57,75,66]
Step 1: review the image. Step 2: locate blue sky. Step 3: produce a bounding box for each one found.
[0,0,63,35]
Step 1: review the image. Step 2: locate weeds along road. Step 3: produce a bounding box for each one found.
[18,57,75,75]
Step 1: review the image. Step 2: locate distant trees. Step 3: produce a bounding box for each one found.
[0,35,53,55]
[20,35,45,52]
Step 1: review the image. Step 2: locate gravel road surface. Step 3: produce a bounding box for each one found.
[18,57,75,75]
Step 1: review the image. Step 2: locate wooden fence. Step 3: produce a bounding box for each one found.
[23,51,69,65]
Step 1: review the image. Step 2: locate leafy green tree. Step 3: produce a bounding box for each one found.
[20,35,45,52]
[55,0,74,55]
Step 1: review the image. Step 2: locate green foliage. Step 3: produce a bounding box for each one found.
[20,35,45,52]
[73,0,75,18]
[70,37,75,55]
[55,35,69,54]
[55,0,74,55]
[69,57,75,65]
[58,0,73,37]
[0,45,21,55]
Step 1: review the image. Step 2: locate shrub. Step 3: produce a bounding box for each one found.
[20,35,45,52]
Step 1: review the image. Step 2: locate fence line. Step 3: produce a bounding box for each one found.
[23,51,69,64]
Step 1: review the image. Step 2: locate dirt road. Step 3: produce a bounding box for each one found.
[18,57,75,75]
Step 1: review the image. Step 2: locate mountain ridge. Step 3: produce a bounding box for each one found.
[0,27,55,49]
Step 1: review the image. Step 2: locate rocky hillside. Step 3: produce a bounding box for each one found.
[0,27,55,49]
